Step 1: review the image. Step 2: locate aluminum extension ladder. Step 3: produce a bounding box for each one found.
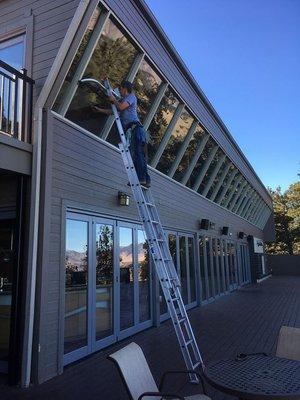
[81,77,205,381]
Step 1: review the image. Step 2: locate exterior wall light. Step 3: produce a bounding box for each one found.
[118,191,130,206]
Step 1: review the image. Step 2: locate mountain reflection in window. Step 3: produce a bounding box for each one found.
[64,219,88,354]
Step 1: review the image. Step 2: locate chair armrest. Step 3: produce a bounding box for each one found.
[159,370,207,394]
[138,391,184,400]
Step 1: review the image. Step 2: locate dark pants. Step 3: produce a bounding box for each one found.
[131,144,151,184]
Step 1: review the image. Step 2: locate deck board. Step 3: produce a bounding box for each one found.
[0,276,299,399]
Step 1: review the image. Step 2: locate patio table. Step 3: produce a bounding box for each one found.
[203,353,300,399]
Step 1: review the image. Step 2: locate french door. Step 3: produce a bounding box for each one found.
[160,231,197,321]
[64,214,152,365]
[238,243,250,285]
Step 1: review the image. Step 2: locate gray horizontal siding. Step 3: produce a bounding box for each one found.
[105,0,271,207]
[37,111,265,382]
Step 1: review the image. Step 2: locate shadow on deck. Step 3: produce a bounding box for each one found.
[1,276,299,400]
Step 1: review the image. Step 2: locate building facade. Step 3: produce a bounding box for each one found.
[0,0,275,387]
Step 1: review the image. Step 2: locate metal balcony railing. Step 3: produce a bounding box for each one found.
[0,60,35,143]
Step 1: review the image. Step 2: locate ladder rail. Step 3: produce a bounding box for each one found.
[102,78,205,380]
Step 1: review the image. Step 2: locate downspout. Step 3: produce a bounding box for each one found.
[21,0,90,387]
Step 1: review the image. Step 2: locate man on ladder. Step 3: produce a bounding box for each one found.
[93,80,151,188]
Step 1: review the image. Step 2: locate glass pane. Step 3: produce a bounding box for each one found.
[53,7,100,111]
[221,174,241,208]
[207,160,228,199]
[138,230,151,323]
[0,36,24,70]
[179,236,188,304]
[198,236,207,301]
[212,238,220,296]
[134,59,162,123]
[156,110,193,174]
[147,88,179,163]
[0,220,15,362]
[160,233,176,315]
[119,227,134,330]
[214,165,236,203]
[205,237,213,298]
[198,149,224,195]
[217,239,224,293]
[187,138,215,189]
[173,125,205,181]
[95,223,114,341]
[188,237,196,303]
[0,36,25,135]
[57,15,138,138]
[65,219,88,354]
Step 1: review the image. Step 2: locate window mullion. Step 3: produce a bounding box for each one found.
[181,133,209,186]
[168,120,198,178]
[143,83,168,131]
[202,153,226,197]
[231,181,248,212]
[150,103,185,168]
[193,145,219,192]
[209,162,232,202]
[57,10,111,116]
[216,169,237,205]
[222,174,242,208]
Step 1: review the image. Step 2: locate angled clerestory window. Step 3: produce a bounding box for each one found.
[51,5,267,226]
[147,88,179,162]
[133,58,163,123]
[198,148,224,195]
[156,109,194,175]
[186,137,215,189]
[172,125,206,182]
[54,13,139,137]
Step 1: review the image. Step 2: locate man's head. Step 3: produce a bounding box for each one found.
[120,80,133,97]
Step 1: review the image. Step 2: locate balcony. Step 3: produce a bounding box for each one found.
[0,60,34,144]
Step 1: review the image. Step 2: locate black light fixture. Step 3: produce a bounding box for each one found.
[199,219,210,230]
[118,191,130,206]
[238,231,244,239]
[222,226,229,235]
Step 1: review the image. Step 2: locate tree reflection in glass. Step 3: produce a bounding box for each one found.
[173,125,205,181]
[156,110,194,175]
[119,227,134,330]
[134,59,162,123]
[147,89,179,163]
[95,223,113,341]
[64,219,88,354]
[198,149,224,195]
[57,16,138,137]
[137,230,150,322]
[187,137,215,189]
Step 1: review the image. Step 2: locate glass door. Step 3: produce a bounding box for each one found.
[0,174,24,377]
[0,220,14,373]
[118,224,152,340]
[227,240,238,291]
[93,220,116,350]
[64,215,117,365]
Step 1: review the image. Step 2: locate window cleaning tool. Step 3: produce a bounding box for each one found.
[78,77,205,383]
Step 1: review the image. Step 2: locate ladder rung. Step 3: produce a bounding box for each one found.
[150,220,159,224]
[184,339,193,346]
[156,238,164,242]
[145,202,154,207]
[192,362,201,369]
[178,317,186,324]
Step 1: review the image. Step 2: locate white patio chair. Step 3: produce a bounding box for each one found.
[276,325,300,361]
[108,342,211,400]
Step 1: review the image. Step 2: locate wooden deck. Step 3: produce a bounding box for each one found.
[1,276,299,399]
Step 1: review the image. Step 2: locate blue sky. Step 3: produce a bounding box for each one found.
[146,0,300,192]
